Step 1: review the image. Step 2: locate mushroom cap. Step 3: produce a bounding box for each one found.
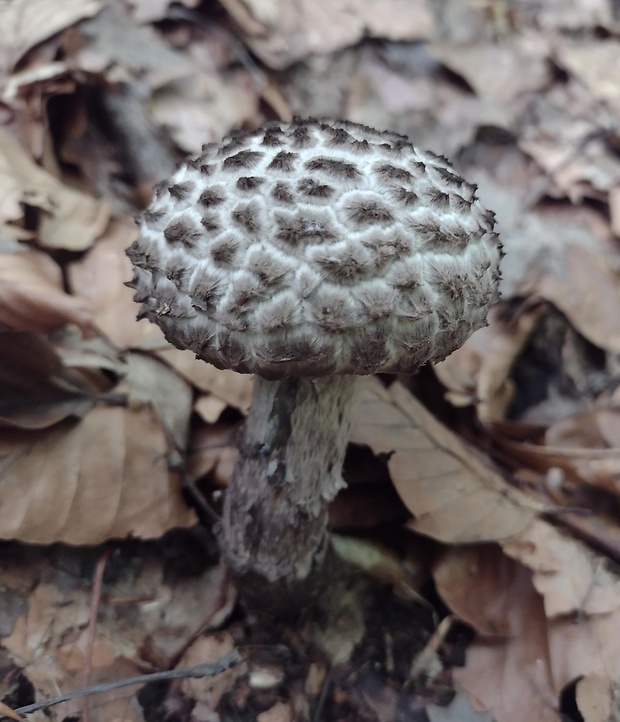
[127,118,501,379]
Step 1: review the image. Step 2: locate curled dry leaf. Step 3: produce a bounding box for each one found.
[0,249,94,333]
[0,354,195,544]
[536,243,620,355]
[429,35,552,107]
[0,0,101,73]
[555,39,620,107]
[0,331,99,429]
[350,378,536,544]
[434,302,545,422]
[0,127,109,251]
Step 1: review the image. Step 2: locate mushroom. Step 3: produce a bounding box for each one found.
[126,117,502,607]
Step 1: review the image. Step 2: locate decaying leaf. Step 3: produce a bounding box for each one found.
[1,547,233,721]
[0,249,94,333]
[330,533,429,606]
[351,379,536,544]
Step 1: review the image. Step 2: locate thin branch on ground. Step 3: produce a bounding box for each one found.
[4,650,240,719]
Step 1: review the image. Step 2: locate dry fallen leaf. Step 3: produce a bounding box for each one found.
[536,243,620,355]
[575,674,614,722]
[433,545,512,638]
[0,331,99,429]
[0,127,110,251]
[68,219,163,349]
[1,546,232,721]
[0,249,94,333]
[0,0,101,73]
[219,0,434,69]
[434,302,545,421]
[351,379,536,543]
[429,35,551,107]
[0,354,195,544]
[502,518,620,618]
[451,547,620,722]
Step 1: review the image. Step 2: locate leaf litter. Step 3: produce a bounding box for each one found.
[3,1,620,721]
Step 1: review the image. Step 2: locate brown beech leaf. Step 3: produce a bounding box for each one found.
[433,546,512,638]
[0,127,109,250]
[68,220,163,349]
[350,379,536,544]
[0,250,94,333]
[0,331,99,429]
[0,355,195,544]
[450,547,620,722]
[502,518,620,618]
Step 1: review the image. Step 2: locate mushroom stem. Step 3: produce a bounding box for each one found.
[219,374,361,602]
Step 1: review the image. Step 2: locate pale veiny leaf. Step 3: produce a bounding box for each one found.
[350,379,536,543]
[0,250,94,333]
[0,331,98,429]
[0,0,101,72]
[0,358,195,544]
[0,127,109,251]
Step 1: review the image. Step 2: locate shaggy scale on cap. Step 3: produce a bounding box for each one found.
[127,118,501,378]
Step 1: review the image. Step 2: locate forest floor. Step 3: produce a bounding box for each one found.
[2,1,620,721]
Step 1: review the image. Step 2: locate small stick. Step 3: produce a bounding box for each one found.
[82,547,111,722]
[6,651,240,718]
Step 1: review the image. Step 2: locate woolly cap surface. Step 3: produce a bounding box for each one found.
[127,118,501,379]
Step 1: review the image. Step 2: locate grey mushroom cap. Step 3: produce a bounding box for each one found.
[126,117,502,379]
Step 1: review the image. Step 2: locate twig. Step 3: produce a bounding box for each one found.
[6,650,240,718]
[82,546,111,722]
